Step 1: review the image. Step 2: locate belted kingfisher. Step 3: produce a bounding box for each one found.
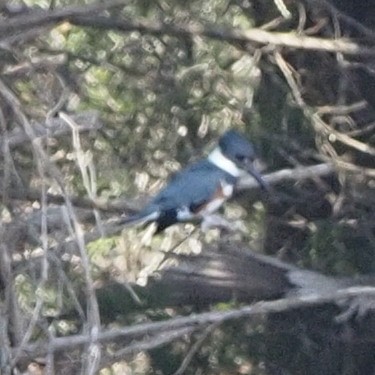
[122,130,268,233]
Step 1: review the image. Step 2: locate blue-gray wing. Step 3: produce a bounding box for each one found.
[149,160,236,212]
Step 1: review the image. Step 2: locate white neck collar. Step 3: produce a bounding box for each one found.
[207,147,240,177]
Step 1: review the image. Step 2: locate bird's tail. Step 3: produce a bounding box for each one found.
[117,211,159,228]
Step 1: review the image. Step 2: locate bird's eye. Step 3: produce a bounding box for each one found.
[236,155,246,162]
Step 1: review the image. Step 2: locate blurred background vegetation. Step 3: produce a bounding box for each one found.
[0,0,374,374]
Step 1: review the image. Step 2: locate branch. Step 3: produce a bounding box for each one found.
[102,327,196,367]
[3,111,102,150]
[12,285,375,360]
[69,16,375,56]
[0,188,137,215]
[2,53,67,77]
[0,1,127,39]
[312,0,375,40]
[238,162,334,190]
[1,5,375,56]
[0,162,335,222]
[273,51,375,176]
[4,161,337,278]
[172,323,219,375]
[0,77,103,374]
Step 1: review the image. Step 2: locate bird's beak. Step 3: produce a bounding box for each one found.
[245,163,269,191]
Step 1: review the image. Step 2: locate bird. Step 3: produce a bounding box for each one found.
[121,130,268,233]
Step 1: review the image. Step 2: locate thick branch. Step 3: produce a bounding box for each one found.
[12,285,375,360]
[1,5,375,56]
[70,16,375,56]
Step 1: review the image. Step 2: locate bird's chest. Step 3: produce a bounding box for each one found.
[200,181,234,215]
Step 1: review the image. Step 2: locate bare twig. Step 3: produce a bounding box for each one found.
[0,1,127,38]
[322,119,375,156]
[172,323,219,375]
[0,242,24,363]
[12,137,50,365]
[59,112,104,236]
[334,159,375,178]
[313,0,375,40]
[2,111,102,150]
[0,78,102,373]
[316,101,367,115]
[2,53,67,77]
[273,0,292,19]
[346,121,375,137]
[106,327,195,365]
[274,51,375,167]
[0,188,136,214]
